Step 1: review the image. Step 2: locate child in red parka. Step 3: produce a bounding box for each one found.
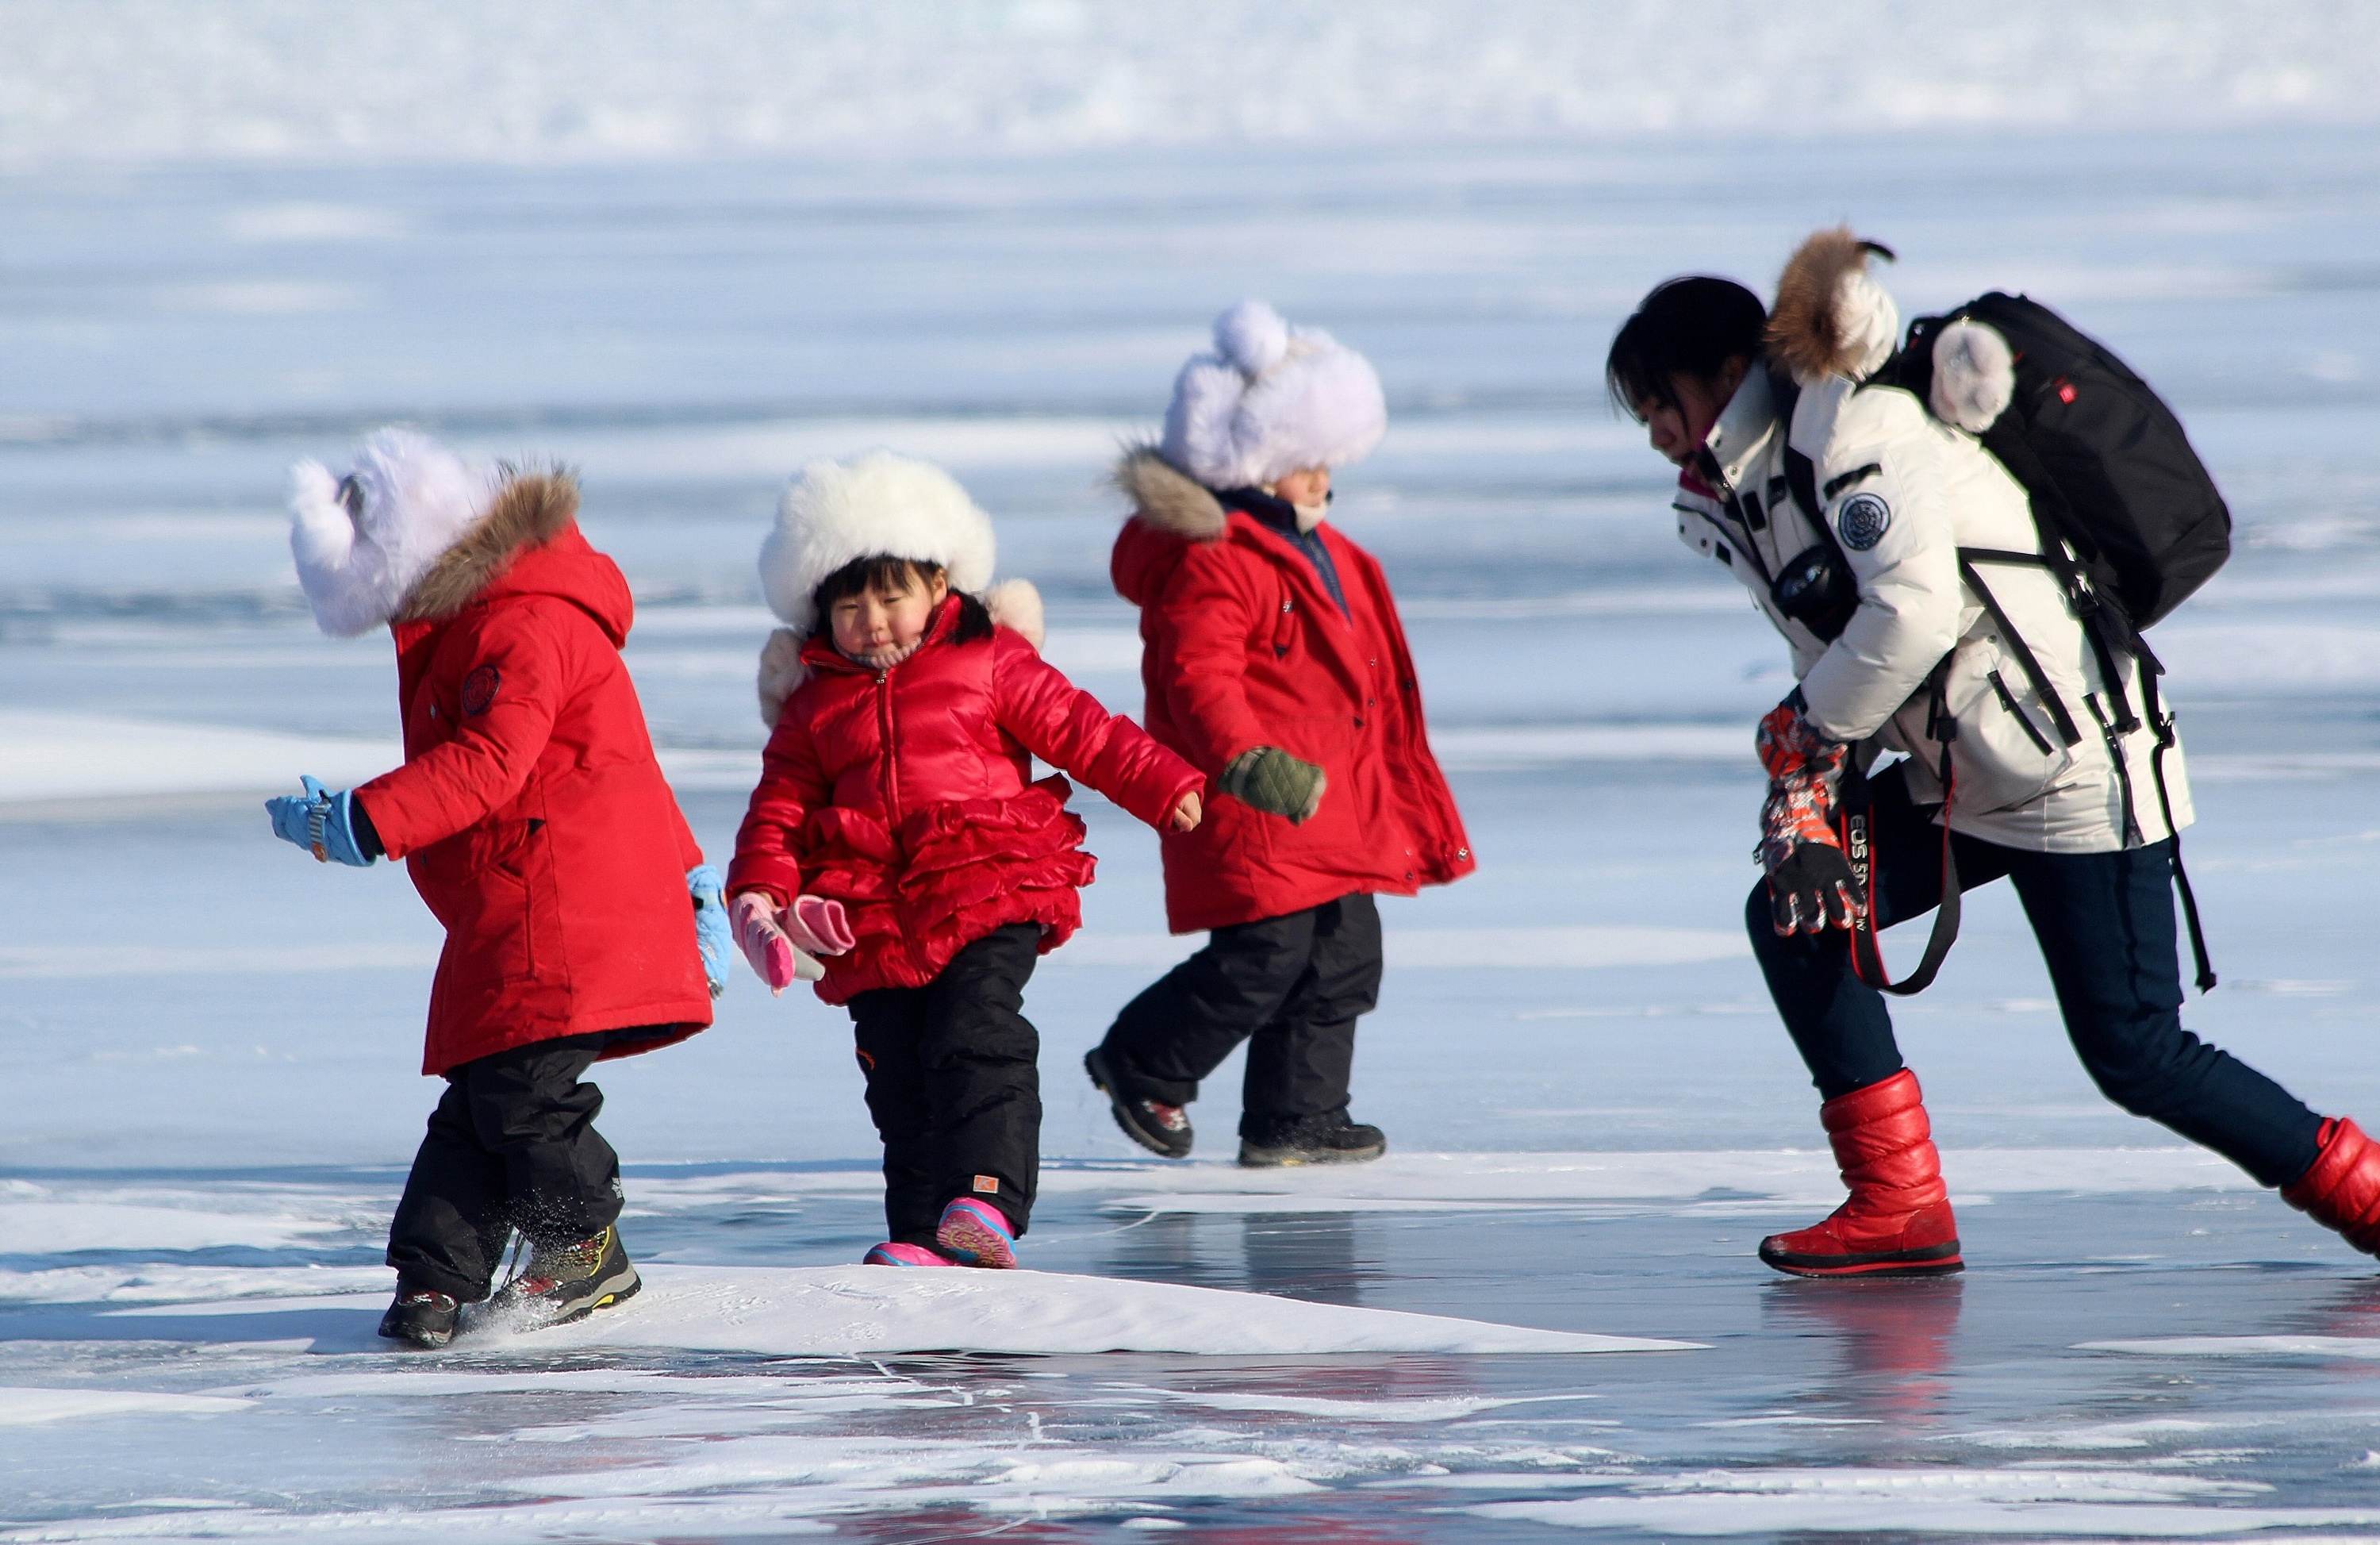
[266,429,724,1349]
[1087,302,1475,1168]
[727,452,1203,1269]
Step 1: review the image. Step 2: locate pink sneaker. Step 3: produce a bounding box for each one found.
[936,1197,1019,1269]
[862,1241,957,1267]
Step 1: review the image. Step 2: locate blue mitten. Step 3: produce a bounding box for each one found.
[689,863,731,999]
[264,776,378,867]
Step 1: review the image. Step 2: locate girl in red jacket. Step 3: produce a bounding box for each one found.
[1087,302,1475,1168]
[726,452,1203,1270]
[266,429,724,1349]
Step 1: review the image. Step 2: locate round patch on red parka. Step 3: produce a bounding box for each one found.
[461,665,501,717]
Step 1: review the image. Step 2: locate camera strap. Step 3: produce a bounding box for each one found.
[1839,669,1963,997]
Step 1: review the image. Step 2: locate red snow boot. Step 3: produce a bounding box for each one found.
[2282,1116,2380,1257]
[1759,1068,1963,1278]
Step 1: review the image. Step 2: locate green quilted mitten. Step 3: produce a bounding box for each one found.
[1221,747,1327,824]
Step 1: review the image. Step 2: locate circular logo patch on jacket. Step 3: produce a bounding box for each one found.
[1835,493,1892,552]
[461,665,501,717]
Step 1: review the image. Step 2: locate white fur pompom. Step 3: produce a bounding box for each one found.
[1160,306,1387,490]
[1213,299,1290,378]
[287,427,496,636]
[1929,317,2016,433]
[984,577,1045,651]
[756,626,808,728]
[758,452,996,638]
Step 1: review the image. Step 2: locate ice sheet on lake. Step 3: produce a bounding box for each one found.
[0,1386,251,1425]
[0,711,399,805]
[2079,1336,2380,1360]
[1464,1465,2380,1537]
[1044,1149,2262,1216]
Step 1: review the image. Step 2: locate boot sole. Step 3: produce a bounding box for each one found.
[1237,1140,1388,1169]
[377,1317,456,1350]
[1084,1047,1192,1159]
[1759,1239,1964,1278]
[937,1209,1018,1269]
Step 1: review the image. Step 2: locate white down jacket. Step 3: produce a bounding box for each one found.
[1674,240,2190,855]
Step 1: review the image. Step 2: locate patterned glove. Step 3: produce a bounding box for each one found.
[1221,747,1327,824]
[1755,695,1864,936]
[264,775,378,867]
[689,865,732,999]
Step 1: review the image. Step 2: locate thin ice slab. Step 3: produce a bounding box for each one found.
[492,1264,1699,1358]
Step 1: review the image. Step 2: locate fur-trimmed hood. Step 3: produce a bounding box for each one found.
[1766,228,1901,386]
[755,578,1046,728]
[1114,444,1226,542]
[1160,300,1386,490]
[288,428,578,637]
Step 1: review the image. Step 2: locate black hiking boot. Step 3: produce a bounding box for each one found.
[1238,1109,1387,1168]
[486,1224,641,1332]
[378,1283,461,1348]
[1085,1046,1193,1159]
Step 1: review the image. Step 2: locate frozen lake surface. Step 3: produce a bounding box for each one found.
[5,114,2380,1539]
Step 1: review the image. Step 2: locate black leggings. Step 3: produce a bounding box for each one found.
[1099,893,1384,1140]
[1748,763,2324,1189]
[386,1029,643,1301]
[847,923,1042,1245]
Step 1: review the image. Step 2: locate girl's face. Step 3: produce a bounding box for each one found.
[1269,466,1332,507]
[1637,356,1750,467]
[829,568,950,659]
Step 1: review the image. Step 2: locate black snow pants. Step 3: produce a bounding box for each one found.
[847,923,1042,1246]
[386,1028,653,1301]
[1097,892,1383,1141]
[1749,761,2325,1189]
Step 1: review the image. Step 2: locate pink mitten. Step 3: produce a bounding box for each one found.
[787,894,855,955]
[730,893,825,994]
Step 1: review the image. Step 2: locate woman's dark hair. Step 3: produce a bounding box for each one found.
[811,555,992,644]
[1604,275,1768,421]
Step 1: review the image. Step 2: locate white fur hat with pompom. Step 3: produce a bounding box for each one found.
[759,451,997,638]
[1159,300,1387,490]
[287,426,501,637]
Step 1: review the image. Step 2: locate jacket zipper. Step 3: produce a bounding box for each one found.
[1987,670,2056,756]
[875,667,929,978]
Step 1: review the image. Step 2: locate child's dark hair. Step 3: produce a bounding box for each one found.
[1605,276,1768,421]
[811,555,992,644]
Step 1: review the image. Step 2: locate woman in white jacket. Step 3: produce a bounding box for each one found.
[1605,229,2380,1277]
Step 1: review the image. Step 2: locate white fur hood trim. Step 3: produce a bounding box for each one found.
[760,452,997,637]
[288,427,502,637]
[754,576,1050,728]
[1768,229,1902,387]
[1161,299,1387,490]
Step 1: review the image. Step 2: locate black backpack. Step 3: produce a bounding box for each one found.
[1807,294,2230,993]
[1879,291,2232,641]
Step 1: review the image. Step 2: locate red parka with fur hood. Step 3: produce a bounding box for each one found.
[1108,449,1474,932]
[351,476,713,1075]
[727,593,1202,1005]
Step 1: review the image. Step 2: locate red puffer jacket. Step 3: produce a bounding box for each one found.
[352,476,712,1076]
[1108,449,1474,932]
[727,595,1203,1005]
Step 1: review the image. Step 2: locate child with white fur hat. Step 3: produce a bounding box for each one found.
[264,429,724,1347]
[726,452,1203,1268]
[1086,302,1474,1169]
